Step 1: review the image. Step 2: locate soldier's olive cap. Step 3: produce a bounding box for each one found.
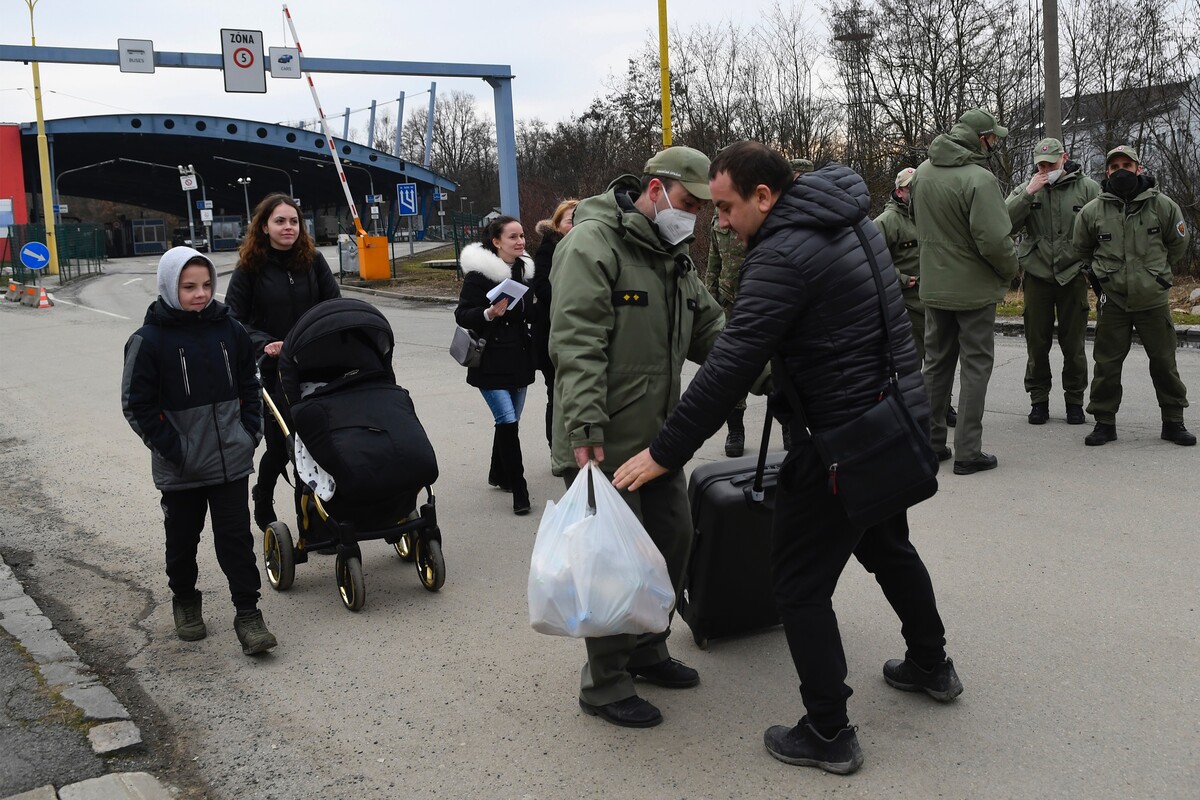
[959,107,1009,138]
[1034,137,1065,164]
[644,146,712,200]
[895,167,916,189]
[790,158,814,173]
[1105,145,1141,164]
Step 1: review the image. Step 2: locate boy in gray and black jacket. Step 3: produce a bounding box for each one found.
[121,246,277,655]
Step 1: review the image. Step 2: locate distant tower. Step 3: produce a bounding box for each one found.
[832,1,876,173]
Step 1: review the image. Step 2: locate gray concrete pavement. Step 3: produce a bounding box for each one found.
[0,257,1197,798]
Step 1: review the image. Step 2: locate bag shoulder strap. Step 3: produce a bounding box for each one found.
[773,221,899,435]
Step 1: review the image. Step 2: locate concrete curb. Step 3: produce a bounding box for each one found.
[0,556,175,800]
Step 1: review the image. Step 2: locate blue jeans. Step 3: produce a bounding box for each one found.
[481,387,527,425]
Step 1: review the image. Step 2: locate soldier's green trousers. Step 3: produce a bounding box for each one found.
[1086,302,1188,424]
[560,467,693,706]
[1023,273,1089,406]
[924,305,996,461]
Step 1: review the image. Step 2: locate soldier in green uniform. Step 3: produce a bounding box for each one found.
[1073,145,1194,447]
[706,158,812,457]
[1007,137,1100,426]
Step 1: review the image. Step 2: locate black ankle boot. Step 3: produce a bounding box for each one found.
[251,484,275,532]
[724,408,745,457]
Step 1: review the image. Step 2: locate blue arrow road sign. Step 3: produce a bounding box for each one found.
[20,241,50,270]
[396,183,418,217]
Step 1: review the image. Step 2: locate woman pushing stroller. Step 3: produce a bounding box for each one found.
[226,193,340,532]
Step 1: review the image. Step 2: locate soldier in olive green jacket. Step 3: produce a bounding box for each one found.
[1072,145,1194,447]
[1007,137,1100,426]
[912,108,1019,476]
[549,146,728,728]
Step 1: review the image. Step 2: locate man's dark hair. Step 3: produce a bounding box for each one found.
[708,141,793,199]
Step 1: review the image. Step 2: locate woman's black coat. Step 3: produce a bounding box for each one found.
[454,243,537,390]
[529,228,561,374]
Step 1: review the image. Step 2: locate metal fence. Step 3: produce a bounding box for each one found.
[2,223,107,284]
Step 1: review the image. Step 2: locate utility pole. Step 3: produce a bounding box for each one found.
[178,165,197,248]
[1043,0,1063,141]
[24,0,59,275]
[237,177,252,229]
[657,0,672,147]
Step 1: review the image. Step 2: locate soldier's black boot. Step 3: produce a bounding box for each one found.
[1161,421,1197,446]
[497,422,530,515]
[1085,422,1117,446]
[488,426,511,491]
[1028,401,1049,425]
[724,408,745,458]
[1066,404,1086,425]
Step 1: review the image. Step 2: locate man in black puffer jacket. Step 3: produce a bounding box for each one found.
[614,142,960,775]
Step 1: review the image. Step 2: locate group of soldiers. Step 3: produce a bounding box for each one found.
[707,110,1194,467]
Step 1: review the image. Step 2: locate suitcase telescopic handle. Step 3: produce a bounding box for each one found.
[751,412,773,502]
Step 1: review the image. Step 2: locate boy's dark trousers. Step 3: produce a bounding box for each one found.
[161,476,261,612]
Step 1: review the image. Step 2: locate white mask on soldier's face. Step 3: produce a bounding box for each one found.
[1046,168,1064,184]
[653,190,698,246]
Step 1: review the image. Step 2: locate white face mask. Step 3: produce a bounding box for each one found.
[1046,168,1064,184]
[653,190,697,246]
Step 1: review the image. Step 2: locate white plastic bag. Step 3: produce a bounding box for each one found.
[528,463,675,638]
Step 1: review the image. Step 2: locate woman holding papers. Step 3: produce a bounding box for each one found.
[455,216,537,515]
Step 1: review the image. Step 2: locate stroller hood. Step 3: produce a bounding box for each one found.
[279,297,395,405]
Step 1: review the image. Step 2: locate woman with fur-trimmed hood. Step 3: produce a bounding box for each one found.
[454,215,537,515]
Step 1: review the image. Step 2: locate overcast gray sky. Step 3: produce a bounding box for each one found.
[0,0,825,133]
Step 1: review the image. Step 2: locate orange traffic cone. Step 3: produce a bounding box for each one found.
[34,286,53,309]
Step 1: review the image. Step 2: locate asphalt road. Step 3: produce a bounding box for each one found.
[0,252,1196,799]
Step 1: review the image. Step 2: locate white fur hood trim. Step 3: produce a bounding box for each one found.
[459,242,535,283]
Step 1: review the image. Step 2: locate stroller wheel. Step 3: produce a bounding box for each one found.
[416,538,445,592]
[336,552,366,612]
[264,522,295,591]
[394,531,417,563]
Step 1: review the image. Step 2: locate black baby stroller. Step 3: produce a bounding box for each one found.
[259,297,444,611]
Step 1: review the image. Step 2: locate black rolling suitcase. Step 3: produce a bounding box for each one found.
[682,420,784,649]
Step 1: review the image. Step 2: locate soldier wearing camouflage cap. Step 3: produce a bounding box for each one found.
[1006,137,1100,426]
[1073,145,1194,446]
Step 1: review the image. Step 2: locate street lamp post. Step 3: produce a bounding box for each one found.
[459,196,467,217]
[178,164,197,248]
[237,177,252,230]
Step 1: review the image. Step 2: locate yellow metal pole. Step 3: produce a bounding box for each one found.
[26,0,60,275]
[657,0,672,147]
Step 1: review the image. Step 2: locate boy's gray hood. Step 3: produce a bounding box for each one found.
[157,246,216,310]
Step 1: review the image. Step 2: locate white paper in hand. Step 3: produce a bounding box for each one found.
[486,278,529,307]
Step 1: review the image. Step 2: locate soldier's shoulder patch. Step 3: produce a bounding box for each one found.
[613,289,649,307]
[1178,220,1188,238]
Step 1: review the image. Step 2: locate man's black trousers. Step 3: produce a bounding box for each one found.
[771,446,948,733]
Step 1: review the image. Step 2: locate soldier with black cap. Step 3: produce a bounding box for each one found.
[1073,145,1194,447]
[911,108,1019,475]
[549,146,730,728]
[1007,137,1100,426]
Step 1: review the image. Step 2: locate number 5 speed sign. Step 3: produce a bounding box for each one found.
[221,29,266,94]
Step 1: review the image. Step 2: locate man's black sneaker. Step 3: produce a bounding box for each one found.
[953,452,998,475]
[1066,404,1086,425]
[883,657,963,702]
[724,428,745,458]
[946,404,958,428]
[1085,422,1117,446]
[628,657,699,688]
[579,695,662,728]
[934,446,952,462]
[1161,421,1197,446]
[1028,402,1049,425]
[172,593,207,642]
[763,717,864,775]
